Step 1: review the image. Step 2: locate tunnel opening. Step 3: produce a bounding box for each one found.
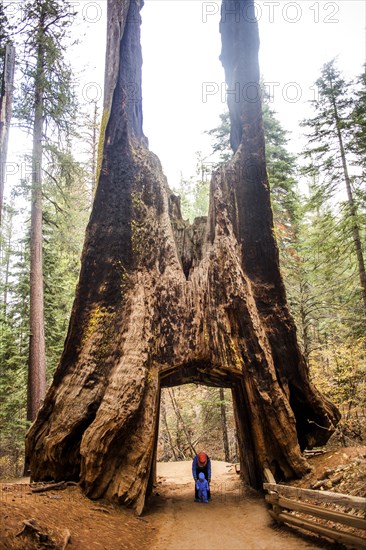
[149,382,242,506]
[144,363,264,508]
[157,384,238,465]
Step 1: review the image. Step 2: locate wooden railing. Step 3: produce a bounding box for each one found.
[263,468,366,549]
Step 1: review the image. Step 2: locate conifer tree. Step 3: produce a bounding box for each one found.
[301,60,366,313]
[14,0,77,421]
[42,151,90,376]
[349,67,366,207]
[0,4,15,224]
[0,203,29,474]
[206,104,299,234]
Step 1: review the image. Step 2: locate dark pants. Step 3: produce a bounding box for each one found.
[194,466,211,499]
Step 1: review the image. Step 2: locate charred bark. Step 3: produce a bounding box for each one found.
[26,0,340,514]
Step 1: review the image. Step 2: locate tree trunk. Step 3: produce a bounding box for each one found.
[219,388,230,462]
[89,100,99,202]
[299,279,312,360]
[1,205,14,316]
[168,388,196,457]
[0,43,15,225]
[160,394,177,461]
[330,87,366,313]
[27,29,46,422]
[26,0,340,514]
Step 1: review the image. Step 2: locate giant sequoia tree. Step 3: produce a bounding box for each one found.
[26,0,340,514]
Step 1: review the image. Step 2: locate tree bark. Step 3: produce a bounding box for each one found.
[299,279,312,360]
[160,394,178,461]
[91,102,98,199]
[0,43,15,225]
[26,0,340,514]
[27,22,46,422]
[219,388,230,462]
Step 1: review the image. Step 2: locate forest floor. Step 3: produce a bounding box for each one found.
[1,447,365,550]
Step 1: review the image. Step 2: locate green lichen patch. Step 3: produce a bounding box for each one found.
[83,306,116,351]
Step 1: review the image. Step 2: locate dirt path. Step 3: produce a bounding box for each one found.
[148,461,328,550]
[3,458,354,549]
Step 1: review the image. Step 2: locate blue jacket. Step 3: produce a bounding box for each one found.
[196,475,209,492]
[192,454,211,480]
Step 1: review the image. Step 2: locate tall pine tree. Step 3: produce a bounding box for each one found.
[14,0,77,421]
[0,4,15,224]
[301,60,366,314]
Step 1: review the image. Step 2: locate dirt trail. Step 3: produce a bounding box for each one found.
[2,459,348,549]
[148,461,328,550]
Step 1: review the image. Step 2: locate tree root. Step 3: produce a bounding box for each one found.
[62,528,71,549]
[15,518,55,546]
[31,481,79,493]
[16,518,71,549]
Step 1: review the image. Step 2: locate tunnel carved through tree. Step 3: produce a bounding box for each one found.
[26,0,340,515]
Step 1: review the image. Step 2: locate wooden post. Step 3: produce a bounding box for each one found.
[268,510,366,550]
[263,483,366,512]
[265,494,366,530]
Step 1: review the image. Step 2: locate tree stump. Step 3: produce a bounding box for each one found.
[26,0,340,514]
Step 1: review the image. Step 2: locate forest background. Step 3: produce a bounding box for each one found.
[0,0,365,475]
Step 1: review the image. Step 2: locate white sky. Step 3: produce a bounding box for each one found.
[140,0,366,187]
[5,0,366,197]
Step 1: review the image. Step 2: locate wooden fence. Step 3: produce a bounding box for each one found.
[263,468,366,549]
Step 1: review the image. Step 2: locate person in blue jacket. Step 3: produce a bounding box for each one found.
[192,452,211,501]
[196,472,209,503]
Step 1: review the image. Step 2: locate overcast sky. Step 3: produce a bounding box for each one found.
[6,0,366,198]
[140,0,366,187]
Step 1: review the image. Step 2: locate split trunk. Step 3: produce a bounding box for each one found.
[26,0,340,514]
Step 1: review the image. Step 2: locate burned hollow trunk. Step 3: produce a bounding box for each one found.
[26,0,340,514]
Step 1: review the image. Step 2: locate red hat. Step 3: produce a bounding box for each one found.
[197,452,207,466]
